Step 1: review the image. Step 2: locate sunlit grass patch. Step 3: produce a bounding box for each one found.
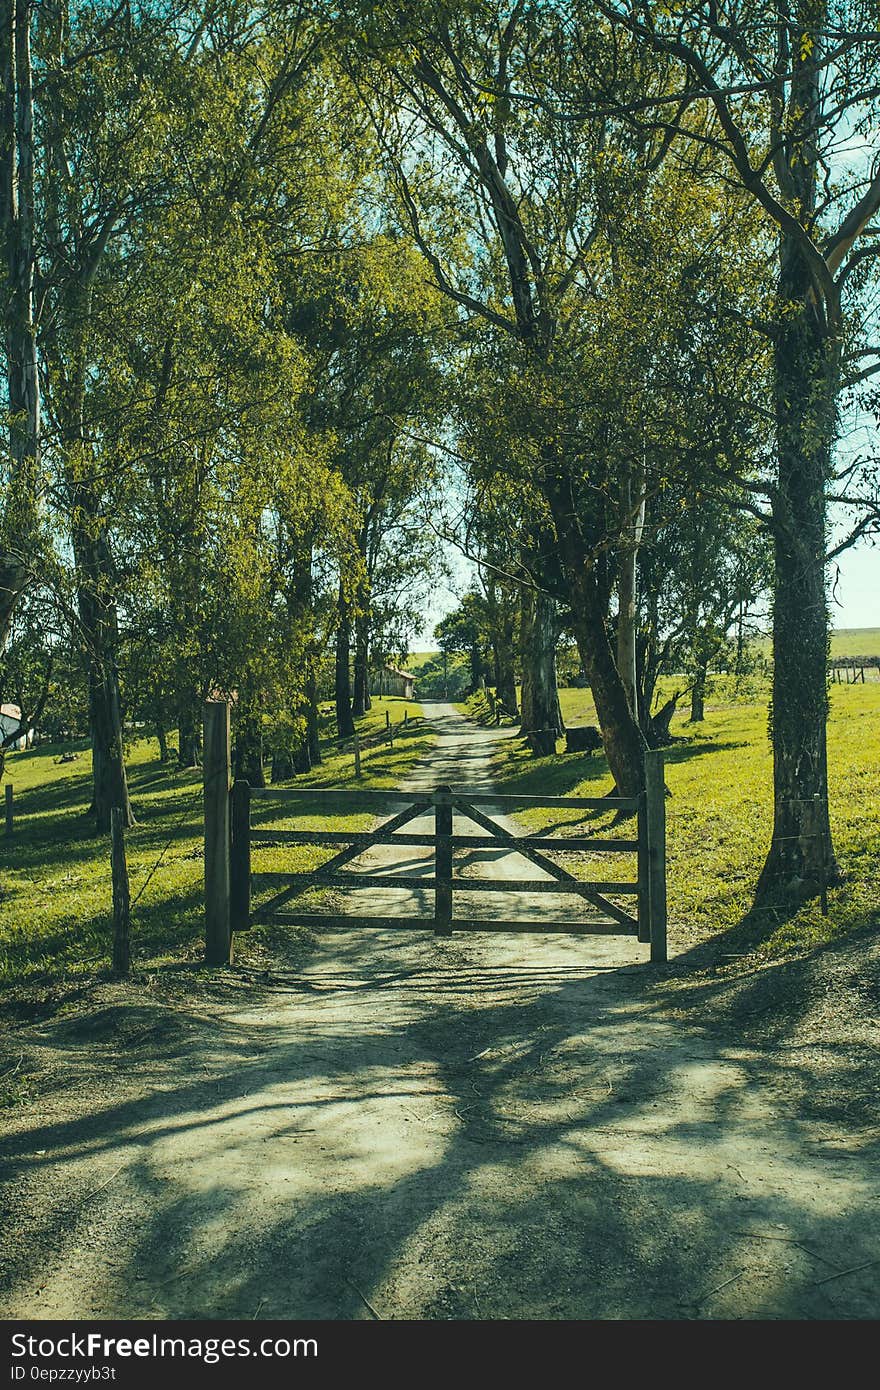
[0,697,432,989]
[465,680,880,961]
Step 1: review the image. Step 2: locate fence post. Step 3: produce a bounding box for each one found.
[110,806,131,977]
[354,729,362,777]
[644,749,667,963]
[434,784,453,936]
[4,783,12,838]
[204,701,232,965]
[637,787,651,944]
[230,779,251,933]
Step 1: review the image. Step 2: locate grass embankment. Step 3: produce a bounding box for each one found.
[460,678,880,963]
[0,697,432,992]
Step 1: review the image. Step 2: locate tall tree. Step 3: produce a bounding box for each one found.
[344,4,652,793]
[1,0,40,646]
[590,0,880,892]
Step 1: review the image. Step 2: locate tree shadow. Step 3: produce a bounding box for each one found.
[1,932,877,1319]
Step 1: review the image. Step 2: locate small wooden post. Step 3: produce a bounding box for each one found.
[204,701,232,965]
[434,784,453,936]
[110,806,131,978]
[644,749,667,964]
[4,783,12,838]
[637,788,650,944]
[404,709,408,726]
[353,730,362,777]
[230,779,251,932]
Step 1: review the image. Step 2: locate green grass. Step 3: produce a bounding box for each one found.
[753,627,880,659]
[459,680,880,963]
[828,627,880,658]
[0,697,432,989]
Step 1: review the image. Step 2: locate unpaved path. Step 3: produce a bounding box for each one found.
[1,704,878,1320]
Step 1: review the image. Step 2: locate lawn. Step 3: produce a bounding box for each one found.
[0,697,432,990]
[459,678,880,962]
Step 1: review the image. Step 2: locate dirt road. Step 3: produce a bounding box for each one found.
[1,704,878,1320]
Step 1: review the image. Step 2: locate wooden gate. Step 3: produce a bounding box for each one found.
[203,702,667,966]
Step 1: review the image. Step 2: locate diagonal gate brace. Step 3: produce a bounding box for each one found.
[451,796,638,930]
[256,798,431,917]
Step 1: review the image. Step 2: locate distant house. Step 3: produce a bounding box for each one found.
[371,664,415,699]
[0,703,35,751]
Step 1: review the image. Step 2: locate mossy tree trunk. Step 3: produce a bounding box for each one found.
[757,247,841,899]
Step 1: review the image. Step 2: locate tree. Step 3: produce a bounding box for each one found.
[589,0,880,892]
[435,591,491,692]
[1,0,40,647]
[343,4,652,792]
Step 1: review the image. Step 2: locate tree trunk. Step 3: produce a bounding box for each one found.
[489,581,519,717]
[541,471,646,796]
[647,694,678,748]
[335,588,355,739]
[689,658,707,723]
[86,659,132,833]
[519,597,533,735]
[272,749,295,782]
[155,723,169,762]
[234,698,266,788]
[471,642,485,692]
[352,604,371,717]
[305,666,321,766]
[72,519,134,832]
[497,640,518,718]
[756,267,840,899]
[178,704,201,767]
[0,0,40,647]
[616,456,646,719]
[519,586,562,755]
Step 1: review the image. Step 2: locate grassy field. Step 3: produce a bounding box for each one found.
[0,697,431,991]
[460,678,880,962]
[828,627,880,657]
[751,627,880,659]
[416,633,880,663]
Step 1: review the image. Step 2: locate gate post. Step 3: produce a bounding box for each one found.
[204,701,232,965]
[434,784,453,936]
[230,779,251,933]
[644,749,667,963]
[637,786,651,944]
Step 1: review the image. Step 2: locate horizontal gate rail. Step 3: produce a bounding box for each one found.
[249,786,424,807]
[251,911,638,935]
[251,829,439,847]
[250,828,639,852]
[253,870,639,894]
[248,785,640,813]
[443,790,641,812]
[252,870,639,894]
